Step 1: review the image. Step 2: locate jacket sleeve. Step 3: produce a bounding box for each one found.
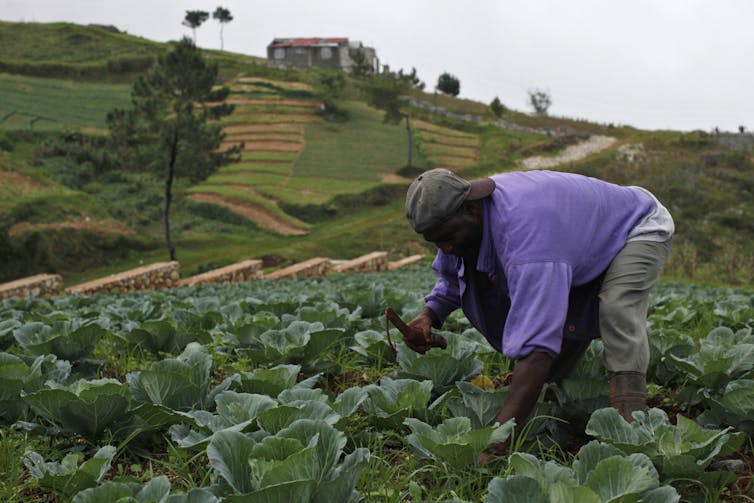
[502,261,572,360]
[424,252,461,326]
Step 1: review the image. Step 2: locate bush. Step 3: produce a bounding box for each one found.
[490,97,506,118]
[436,72,460,96]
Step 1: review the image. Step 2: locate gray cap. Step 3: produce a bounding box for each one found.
[405,168,495,233]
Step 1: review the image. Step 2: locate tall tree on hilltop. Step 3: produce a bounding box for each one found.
[183,10,209,44]
[107,38,241,261]
[212,6,233,50]
[528,88,552,116]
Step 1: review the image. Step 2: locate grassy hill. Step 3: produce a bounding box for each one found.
[0,20,752,288]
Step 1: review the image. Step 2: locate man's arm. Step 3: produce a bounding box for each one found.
[481,351,553,459]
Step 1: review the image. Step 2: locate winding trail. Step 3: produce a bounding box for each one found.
[520,135,617,170]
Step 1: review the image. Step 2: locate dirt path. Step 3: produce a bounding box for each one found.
[520,135,616,170]
[189,193,308,236]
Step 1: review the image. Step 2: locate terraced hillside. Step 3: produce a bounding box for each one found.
[189,77,431,234]
[188,78,320,235]
[414,119,480,170]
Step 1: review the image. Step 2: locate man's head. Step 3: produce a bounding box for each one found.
[405,169,495,258]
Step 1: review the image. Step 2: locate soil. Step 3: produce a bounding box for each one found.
[7,219,135,239]
[188,192,307,236]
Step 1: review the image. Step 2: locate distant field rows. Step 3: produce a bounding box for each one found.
[0,73,130,130]
[225,98,320,107]
[421,131,480,147]
[224,132,302,142]
[424,144,478,159]
[234,77,314,91]
[414,121,480,170]
[224,124,305,133]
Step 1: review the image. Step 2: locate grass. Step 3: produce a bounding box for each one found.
[0,21,162,64]
[296,100,427,181]
[220,163,293,175]
[0,73,130,130]
[241,151,299,162]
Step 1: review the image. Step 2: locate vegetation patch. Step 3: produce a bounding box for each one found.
[0,73,130,130]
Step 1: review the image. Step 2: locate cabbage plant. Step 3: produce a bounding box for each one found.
[227,363,320,397]
[0,352,70,421]
[362,377,437,429]
[446,381,509,429]
[14,319,106,361]
[404,416,514,469]
[24,378,130,436]
[207,419,370,502]
[396,332,483,391]
[126,343,215,411]
[72,476,220,503]
[350,329,396,365]
[122,318,211,355]
[24,445,116,499]
[72,476,178,503]
[586,407,743,494]
[170,386,368,448]
[484,442,680,503]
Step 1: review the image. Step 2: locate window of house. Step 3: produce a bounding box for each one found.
[274,48,285,59]
[295,48,306,55]
[320,47,332,60]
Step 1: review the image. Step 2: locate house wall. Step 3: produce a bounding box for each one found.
[267,41,377,72]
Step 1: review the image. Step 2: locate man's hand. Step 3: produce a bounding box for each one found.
[475,442,508,467]
[405,315,431,353]
[405,306,440,353]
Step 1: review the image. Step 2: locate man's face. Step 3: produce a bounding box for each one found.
[422,202,483,260]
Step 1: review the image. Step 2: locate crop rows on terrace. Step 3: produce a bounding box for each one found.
[1,267,753,501]
[413,119,480,170]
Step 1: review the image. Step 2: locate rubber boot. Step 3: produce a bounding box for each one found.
[609,371,647,423]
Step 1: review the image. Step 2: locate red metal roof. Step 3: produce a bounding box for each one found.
[269,37,348,48]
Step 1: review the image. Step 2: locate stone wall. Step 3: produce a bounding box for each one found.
[0,274,63,300]
[178,259,263,287]
[713,132,754,151]
[66,261,180,296]
[332,251,388,273]
[265,257,332,280]
[388,254,424,270]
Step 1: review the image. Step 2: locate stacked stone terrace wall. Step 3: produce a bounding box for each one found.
[264,257,332,280]
[66,261,180,296]
[388,254,424,270]
[178,259,263,287]
[0,274,63,300]
[332,251,388,274]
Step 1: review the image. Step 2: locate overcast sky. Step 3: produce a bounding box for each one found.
[3,0,753,132]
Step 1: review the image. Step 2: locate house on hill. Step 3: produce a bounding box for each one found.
[266,37,378,72]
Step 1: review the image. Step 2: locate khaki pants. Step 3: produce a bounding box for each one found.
[599,239,672,373]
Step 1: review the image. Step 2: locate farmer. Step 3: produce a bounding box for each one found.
[403,168,673,457]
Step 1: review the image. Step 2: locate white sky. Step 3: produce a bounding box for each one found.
[3,0,753,132]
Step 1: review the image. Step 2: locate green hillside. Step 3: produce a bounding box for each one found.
[0,20,752,288]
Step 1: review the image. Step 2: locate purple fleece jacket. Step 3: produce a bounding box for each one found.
[424,170,655,360]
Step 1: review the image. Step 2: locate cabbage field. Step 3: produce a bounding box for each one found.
[1,266,753,502]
